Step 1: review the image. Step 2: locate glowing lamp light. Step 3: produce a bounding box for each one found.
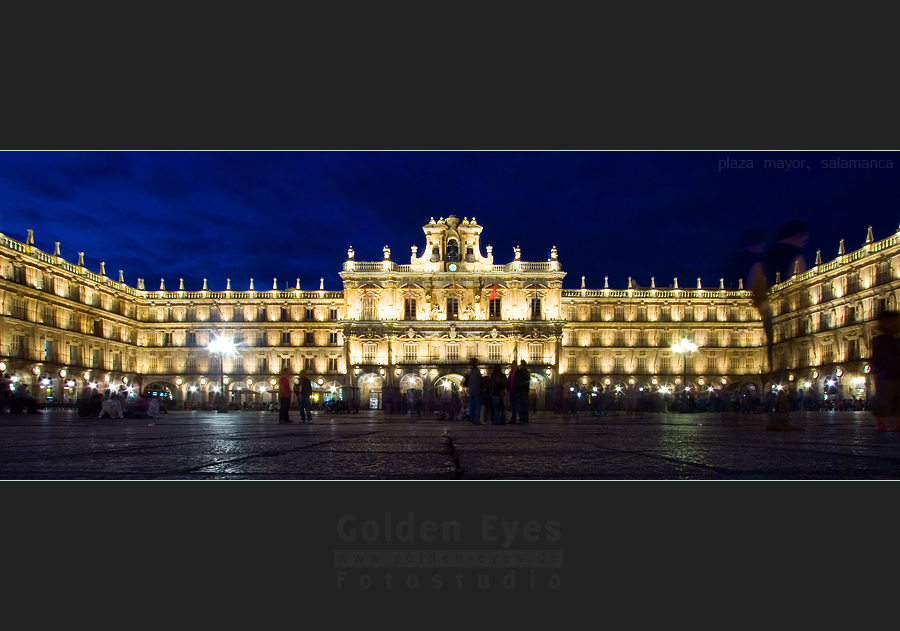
[826,379,836,387]
[66,380,75,388]
[105,374,111,382]
[83,372,90,380]
[32,366,41,376]
[615,385,622,392]
[123,377,128,384]
[708,387,714,392]
[200,378,207,385]
[776,384,784,391]
[0,362,5,372]
[317,378,324,385]
[59,369,67,378]
[176,378,183,386]
[90,382,98,389]
[852,377,865,385]
[189,386,197,392]
[804,382,812,388]
[836,368,843,377]
[270,379,276,386]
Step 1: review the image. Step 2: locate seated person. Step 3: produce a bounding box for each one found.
[78,393,104,418]
[13,384,41,414]
[99,397,124,419]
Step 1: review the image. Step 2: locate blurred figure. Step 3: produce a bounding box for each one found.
[767,220,810,284]
[871,310,900,431]
[490,365,508,425]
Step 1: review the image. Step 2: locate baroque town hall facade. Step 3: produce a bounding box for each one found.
[0,216,897,409]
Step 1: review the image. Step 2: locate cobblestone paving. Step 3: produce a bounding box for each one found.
[1,410,898,479]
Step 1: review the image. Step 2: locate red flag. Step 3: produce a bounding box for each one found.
[490,284,498,300]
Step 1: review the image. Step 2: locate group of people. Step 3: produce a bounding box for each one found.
[463,358,531,425]
[277,369,313,423]
[0,376,42,414]
[77,391,164,419]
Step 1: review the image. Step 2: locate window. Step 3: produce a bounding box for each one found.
[43,340,53,361]
[530,298,541,320]
[305,332,315,345]
[149,357,158,373]
[233,309,244,322]
[304,357,316,372]
[188,332,197,347]
[363,344,376,364]
[489,298,501,320]
[255,357,267,373]
[328,332,338,345]
[821,343,833,364]
[730,356,741,370]
[405,298,416,320]
[257,334,267,347]
[465,246,474,262]
[745,356,756,371]
[112,353,122,371]
[614,306,625,321]
[446,239,459,261]
[446,298,459,321]
[529,343,543,364]
[488,344,501,363]
[361,297,377,320]
[328,357,338,371]
[282,332,291,346]
[614,357,625,372]
[306,308,315,321]
[281,357,292,370]
[68,344,80,364]
[447,344,460,363]
[8,298,26,319]
[163,332,172,346]
[257,307,267,322]
[660,356,672,373]
[591,331,602,347]
[232,356,243,372]
[566,356,577,373]
[163,357,173,373]
[660,307,671,322]
[329,308,338,320]
[404,344,418,363]
[591,306,601,321]
[636,357,648,373]
[281,308,289,321]
[186,356,197,371]
[590,355,601,372]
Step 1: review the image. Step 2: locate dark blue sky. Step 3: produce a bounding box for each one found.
[0,151,896,291]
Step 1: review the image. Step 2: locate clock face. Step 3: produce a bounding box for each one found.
[448,263,458,272]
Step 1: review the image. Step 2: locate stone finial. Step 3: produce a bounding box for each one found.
[719,278,724,290]
[581,276,586,289]
[430,217,435,224]
[54,241,60,256]
[78,252,84,267]
[674,277,678,289]
[651,277,656,288]
[793,259,800,276]
[486,245,492,255]
[296,278,300,289]
[27,229,34,245]
[411,245,417,257]
[838,239,845,255]
[273,278,278,290]
[138,278,145,290]
[815,250,822,265]
[604,276,609,289]
[179,278,184,291]
[347,246,354,260]
[628,276,633,289]
[320,277,324,290]
[866,225,874,244]
[203,278,208,290]
[383,245,390,260]
[249,278,254,290]
[739,278,744,290]
[550,246,558,260]
[119,270,124,283]
[513,246,521,260]
[160,278,165,291]
[697,277,702,289]
[100,262,106,276]
[775,271,781,284]
[226,278,231,291]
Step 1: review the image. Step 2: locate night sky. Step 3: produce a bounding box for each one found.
[1,151,897,292]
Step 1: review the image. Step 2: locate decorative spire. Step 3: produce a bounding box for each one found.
[78,252,84,267]
[249,278,254,291]
[815,250,821,265]
[628,276,633,289]
[651,277,656,288]
[159,278,165,291]
[203,278,208,290]
[550,246,558,261]
[838,239,845,255]
[118,270,124,283]
[320,277,324,290]
[697,277,702,289]
[581,276,585,289]
[273,278,278,290]
[100,262,106,276]
[866,225,874,244]
[138,278,145,290]
[775,271,781,284]
[793,258,800,276]
[226,278,231,291]
[54,241,60,256]
[739,278,744,290]
[383,245,390,260]
[719,278,724,290]
[674,277,678,289]
[347,246,354,260]
[27,229,34,245]
[604,276,609,289]
[296,278,300,290]
[179,278,185,291]
[471,217,476,224]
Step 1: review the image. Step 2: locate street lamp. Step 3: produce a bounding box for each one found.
[208,335,237,413]
[671,337,698,413]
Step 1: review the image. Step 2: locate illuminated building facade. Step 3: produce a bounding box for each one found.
[0,217,896,409]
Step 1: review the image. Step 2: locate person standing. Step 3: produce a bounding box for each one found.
[871,310,900,431]
[512,360,530,424]
[507,361,518,424]
[278,368,293,424]
[464,358,483,424]
[298,370,313,423]
[490,365,508,425]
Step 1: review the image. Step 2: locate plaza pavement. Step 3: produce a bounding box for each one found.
[0,408,898,480]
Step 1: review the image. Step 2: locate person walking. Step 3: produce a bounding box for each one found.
[507,361,518,424]
[872,310,900,431]
[298,370,313,423]
[512,359,530,424]
[278,368,293,424]
[490,365,508,425]
[463,357,484,424]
